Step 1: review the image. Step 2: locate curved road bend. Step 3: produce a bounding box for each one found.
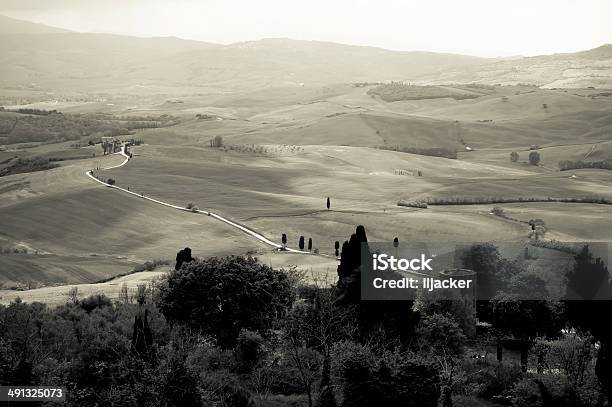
[85,146,315,255]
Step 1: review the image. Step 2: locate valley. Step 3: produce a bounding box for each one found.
[0,14,611,304]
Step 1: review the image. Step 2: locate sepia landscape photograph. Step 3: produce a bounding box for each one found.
[1,0,612,405]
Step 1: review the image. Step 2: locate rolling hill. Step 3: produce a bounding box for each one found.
[0,14,72,34]
[1,15,611,94]
[420,44,612,88]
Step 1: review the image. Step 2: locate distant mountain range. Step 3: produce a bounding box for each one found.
[0,14,610,93]
[0,14,72,34]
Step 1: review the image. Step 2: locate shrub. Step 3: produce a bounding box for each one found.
[424,196,612,206]
[416,313,467,356]
[529,151,541,165]
[201,371,253,406]
[234,329,265,373]
[0,157,59,177]
[397,200,428,208]
[471,363,523,400]
[79,294,112,313]
[509,378,543,407]
[106,178,116,186]
[510,151,519,162]
[158,256,295,348]
[133,259,170,272]
[186,202,199,212]
[491,206,505,216]
[559,159,612,171]
[379,145,457,159]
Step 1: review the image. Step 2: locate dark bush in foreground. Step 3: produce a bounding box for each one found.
[79,294,112,313]
[158,256,295,348]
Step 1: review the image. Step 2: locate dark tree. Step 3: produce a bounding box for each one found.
[326,197,330,210]
[299,236,305,251]
[491,293,563,371]
[174,247,194,270]
[393,237,399,248]
[564,245,612,401]
[334,241,340,257]
[308,237,313,251]
[158,256,295,348]
[336,225,419,344]
[282,233,287,249]
[131,308,154,360]
[565,245,610,301]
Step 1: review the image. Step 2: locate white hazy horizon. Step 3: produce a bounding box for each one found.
[1,0,611,58]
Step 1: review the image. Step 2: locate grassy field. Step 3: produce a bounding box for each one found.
[1,84,612,301]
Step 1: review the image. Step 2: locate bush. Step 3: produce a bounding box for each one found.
[79,294,112,313]
[379,145,457,159]
[424,196,612,206]
[559,159,612,171]
[471,363,523,400]
[201,372,252,407]
[186,202,199,212]
[397,200,428,208]
[133,259,170,272]
[158,256,295,348]
[106,178,116,186]
[510,151,519,162]
[234,329,265,373]
[491,206,505,216]
[529,151,541,166]
[509,378,543,407]
[0,157,59,177]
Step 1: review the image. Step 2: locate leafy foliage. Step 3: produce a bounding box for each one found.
[158,256,295,347]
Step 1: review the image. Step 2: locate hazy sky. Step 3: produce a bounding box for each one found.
[1,0,611,57]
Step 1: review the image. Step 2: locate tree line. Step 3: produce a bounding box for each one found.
[0,226,610,406]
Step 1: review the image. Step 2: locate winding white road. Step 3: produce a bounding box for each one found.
[85,146,313,255]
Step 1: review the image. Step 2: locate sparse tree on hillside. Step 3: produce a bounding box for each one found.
[334,241,340,257]
[308,238,313,252]
[510,151,519,162]
[326,197,330,210]
[282,234,287,249]
[210,135,223,148]
[529,151,541,166]
[299,236,305,251]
